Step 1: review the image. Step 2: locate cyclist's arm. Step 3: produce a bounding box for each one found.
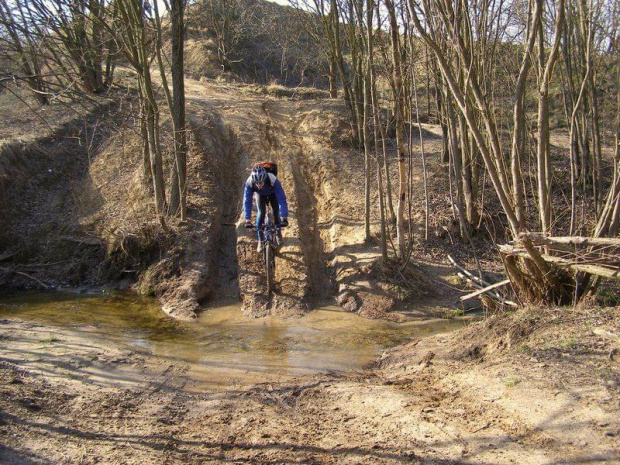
[273,179,289,218]
[243,179,254,220]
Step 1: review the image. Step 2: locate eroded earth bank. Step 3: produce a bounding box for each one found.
[1,79,619,463]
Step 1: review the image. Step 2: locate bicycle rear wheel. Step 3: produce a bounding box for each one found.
[265,243,276,293]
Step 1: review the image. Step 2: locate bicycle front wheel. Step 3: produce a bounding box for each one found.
[265,243,275,293]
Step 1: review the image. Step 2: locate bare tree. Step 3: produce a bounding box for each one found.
[594,20,620,238]
[289,0,340,95]
[0,0,49,104]
[42,0,107,93]
[168,0,188,219]
[107,0,168,228]
[535,0,566,236]
[406,0,581,303]
[194,0,255,71]
[384,0,407,258]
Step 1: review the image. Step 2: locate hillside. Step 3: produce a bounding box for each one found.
[183,0,329,87]
[0,73,451,320]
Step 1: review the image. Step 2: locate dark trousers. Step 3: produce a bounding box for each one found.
[255,193,281,242]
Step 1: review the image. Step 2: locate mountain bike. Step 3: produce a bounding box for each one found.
[256,205,284,294]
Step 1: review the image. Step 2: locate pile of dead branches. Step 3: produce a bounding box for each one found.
[448,255,517,311]
[500,233,620,305]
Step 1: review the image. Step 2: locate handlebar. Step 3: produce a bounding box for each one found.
[252,224,287,231]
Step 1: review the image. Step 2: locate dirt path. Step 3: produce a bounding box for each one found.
[184,80,407,319]
[185,85,315,317]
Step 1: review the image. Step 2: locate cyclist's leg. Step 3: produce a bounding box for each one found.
[269,194,283,241]
[269,193,281,224]
[255,194,267,243]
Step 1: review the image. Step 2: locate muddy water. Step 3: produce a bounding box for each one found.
[0,291,468,390]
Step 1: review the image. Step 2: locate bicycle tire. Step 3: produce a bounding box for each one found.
[265,243,275,293]
[270,244,276,274]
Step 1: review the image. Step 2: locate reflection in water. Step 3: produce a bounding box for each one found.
[0,291,468,389]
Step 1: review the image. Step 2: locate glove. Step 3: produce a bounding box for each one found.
[280,218,289,228]
[244,220,253,229]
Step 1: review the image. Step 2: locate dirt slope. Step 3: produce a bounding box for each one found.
[178,78,433,319]
[182,82,317,317]
[1,77,446,320]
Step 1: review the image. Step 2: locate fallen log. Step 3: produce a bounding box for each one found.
[520,233,620,248]
[0,266,51,289]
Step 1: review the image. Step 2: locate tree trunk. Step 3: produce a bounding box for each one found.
[536,0,565,235]
[331,0,358,140]
[0,0,48,104]
[385,0,407,258]
[170,0,187,220]
[328,58,338,98]
[511,0,541,228]
[595,45,620,238]
[360,0,373,243]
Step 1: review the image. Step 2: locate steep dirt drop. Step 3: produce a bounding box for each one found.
[190,84,345,318]
[188,81,411,319]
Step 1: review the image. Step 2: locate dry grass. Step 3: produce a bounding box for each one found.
[184,38,223,80]
[452,303,620,364]
[0,143,49,196]
[0,87,99,144]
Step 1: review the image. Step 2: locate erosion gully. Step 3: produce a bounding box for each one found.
[0,291,468,391]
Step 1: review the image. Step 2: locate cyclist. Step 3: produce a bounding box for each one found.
[243,164,289,252]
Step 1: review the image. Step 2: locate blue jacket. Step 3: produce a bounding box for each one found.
[243,172,289,220]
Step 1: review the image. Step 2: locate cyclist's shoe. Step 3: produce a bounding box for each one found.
[280,218,289,228]
[257,241,264,253]
[244,220,253,229]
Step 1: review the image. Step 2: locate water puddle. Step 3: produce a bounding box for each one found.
[0,291,469,390]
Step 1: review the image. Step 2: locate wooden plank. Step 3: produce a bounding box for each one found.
[448,255,490,287]
[457,273,518,307]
